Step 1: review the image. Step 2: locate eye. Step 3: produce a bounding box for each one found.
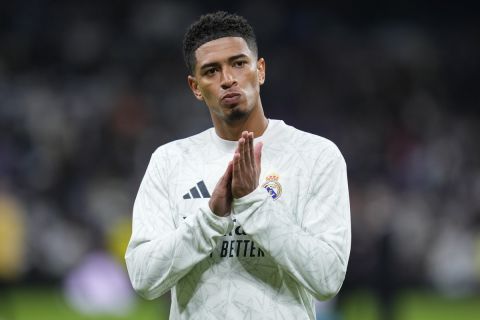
[233,60,247,68]
[204,68,218,76]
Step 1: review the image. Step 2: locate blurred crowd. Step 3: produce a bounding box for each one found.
[0,0,479,315]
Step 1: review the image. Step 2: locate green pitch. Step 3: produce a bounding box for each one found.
[0,287,479,320]
[342,289,480,320]
[0,286,170,320]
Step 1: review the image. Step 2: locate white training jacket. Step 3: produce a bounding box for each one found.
[125,119,351,320]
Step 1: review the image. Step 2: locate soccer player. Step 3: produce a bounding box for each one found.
[125,11,351,320]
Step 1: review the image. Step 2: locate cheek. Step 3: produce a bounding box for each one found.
[244,72,260,93]
[200,86,221,108]
[200,84,216,100]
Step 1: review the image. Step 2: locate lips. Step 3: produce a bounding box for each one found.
[220,91,241,105]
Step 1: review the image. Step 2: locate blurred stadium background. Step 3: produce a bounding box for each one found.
[1,1,479,319]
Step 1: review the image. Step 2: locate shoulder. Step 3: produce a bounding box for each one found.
[150,128,213,164]
[276,120,344,163]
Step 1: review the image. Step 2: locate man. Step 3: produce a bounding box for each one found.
[125,11,351,320]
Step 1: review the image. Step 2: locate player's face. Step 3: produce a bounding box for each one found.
[188,37,265,124]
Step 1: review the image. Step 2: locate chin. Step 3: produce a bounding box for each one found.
[225,107,249,123]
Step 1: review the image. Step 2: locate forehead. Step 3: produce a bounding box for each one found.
[195,37,254,65]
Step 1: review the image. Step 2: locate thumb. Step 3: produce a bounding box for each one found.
[222,161,234,184]
[254,142,263,168]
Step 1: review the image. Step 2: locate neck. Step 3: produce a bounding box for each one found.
[212,106,268,141]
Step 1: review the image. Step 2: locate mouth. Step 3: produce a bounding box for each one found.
[220,92,242,105]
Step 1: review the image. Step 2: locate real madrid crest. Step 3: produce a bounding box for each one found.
[262,173,282,200]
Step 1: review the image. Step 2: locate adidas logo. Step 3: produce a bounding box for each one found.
[183,181,211,199]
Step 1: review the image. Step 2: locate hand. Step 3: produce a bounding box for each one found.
[209,161,233,217]
[232,131,263,199]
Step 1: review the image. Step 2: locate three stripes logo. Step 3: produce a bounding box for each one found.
[183,180,211,199]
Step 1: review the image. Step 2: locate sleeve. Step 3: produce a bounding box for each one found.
[125,149,234,300]
[232,144,351,300]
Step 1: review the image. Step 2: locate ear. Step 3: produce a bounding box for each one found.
[188,75,204,101]
[257,58,266,85]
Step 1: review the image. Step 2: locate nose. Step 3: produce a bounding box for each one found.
[220,68,237,89]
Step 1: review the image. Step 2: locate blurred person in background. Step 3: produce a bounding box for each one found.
[0,190,27,320]
[125,11,351,319]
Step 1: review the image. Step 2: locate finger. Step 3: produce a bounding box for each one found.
[242,132,251,169]
[243,132,252,169]
[233,152,241,180]
[254,141,263,169]
[216,161,232,189]
[214,161,232,192]
[239,136,246,171]
[224,161,233,192]
[248,132,254,168]
[222,160,233,182]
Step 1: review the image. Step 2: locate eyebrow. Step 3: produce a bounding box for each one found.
[199,54,249,71]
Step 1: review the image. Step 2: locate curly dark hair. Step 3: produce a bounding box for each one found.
[183,11,258,75]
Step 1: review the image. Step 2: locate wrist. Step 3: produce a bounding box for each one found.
[233,183,259,199]
[208,199,231,217]
[232,187,268,214]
